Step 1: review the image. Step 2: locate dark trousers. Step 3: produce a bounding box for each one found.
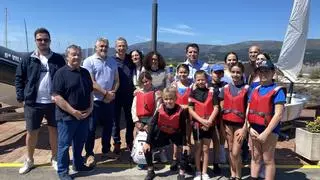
[57,118,89,176]
[85,101,115,155]
[112,94,134,146]
[144,145,187,170]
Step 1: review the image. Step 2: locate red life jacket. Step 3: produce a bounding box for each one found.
[190,90,214,127]
[248,85,284,126]
[222,84,249,123]
[136,91,155,118]
[157,105,182,134]
[176,88,191,105]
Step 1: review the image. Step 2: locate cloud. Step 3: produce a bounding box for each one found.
[159,27,196,36]
[135,35,151,41]
[176,24,192,30]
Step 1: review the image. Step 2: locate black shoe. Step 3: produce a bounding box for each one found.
[184,163,193,173]
[145,170,155,180]
[170,160,178,171]
[250,177,259,180]
[229,177,236,180]
[58,173,73,180]
[177,174,185,180]
[113,143,121,155]
[72,165,94,173]
[213,163,222,175]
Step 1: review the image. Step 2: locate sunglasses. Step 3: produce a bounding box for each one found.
[36,38,50,43]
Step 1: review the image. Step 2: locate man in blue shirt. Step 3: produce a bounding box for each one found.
[83,38,119,166]
[183,43,210,82]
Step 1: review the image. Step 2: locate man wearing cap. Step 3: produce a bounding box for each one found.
[208,64,228,175]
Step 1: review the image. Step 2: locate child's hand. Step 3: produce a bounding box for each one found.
[135,122,144,131]
[249,128,260,139]
[201,119,212,127]
[257,131,269,143]
[201,126,209,131]
[236,128,247,143]
[143,143,151,153]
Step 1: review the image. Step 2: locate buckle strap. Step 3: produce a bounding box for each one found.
[223,109,245,118]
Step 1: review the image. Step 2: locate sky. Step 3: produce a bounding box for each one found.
[0,0,319,52]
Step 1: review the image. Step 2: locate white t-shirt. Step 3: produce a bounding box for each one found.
[36,54,52,104]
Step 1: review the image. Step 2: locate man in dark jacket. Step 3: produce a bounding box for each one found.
[112,37,135,153]
[15,28,65,174]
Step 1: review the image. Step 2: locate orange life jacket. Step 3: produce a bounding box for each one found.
[248,85,285,126]
[136,91,155,118]
[189,90,214,127]
[157,105,182,134]
[222,84,249,123]
[176,88,191,106]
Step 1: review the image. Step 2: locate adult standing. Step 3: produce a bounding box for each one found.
[113,37,135,153]
[130,49,144,89]
[83,38,119,166]
[244,45,261,83]
[183,43,210,81]
[52,45,94,180]
[15,28,65,174]
[222,52,239,84]
[142,51,168,91]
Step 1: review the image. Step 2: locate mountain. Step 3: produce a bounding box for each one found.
[122,39,320,64]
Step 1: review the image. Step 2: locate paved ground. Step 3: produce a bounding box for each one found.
[1,82,320,179]
[0,165,319,180]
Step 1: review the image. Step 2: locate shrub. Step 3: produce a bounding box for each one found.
[306,116,320,133]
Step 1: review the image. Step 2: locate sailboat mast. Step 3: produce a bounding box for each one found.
[151,0,158,52]
[4,8,8,48]
[24,19,29,52]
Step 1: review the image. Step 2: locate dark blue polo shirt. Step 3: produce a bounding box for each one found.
[52,65,93,121]
[113,55,135,94]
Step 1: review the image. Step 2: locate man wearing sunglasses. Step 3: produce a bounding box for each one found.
[15,27,65,174]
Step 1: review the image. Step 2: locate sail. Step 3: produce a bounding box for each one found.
[276,0,310,82]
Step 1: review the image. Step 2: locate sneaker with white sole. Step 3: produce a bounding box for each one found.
[202,173,210,180]
[193,172,201,180]
[51,157,58,171]
[19,159,34,174]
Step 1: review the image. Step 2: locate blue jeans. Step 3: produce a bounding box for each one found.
[57,118,89,176]
[85,101,115,155]
[113,94,134,146]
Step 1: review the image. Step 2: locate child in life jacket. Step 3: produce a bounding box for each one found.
[131,71,161,168]
[219,62,249,180]
[247,60,286,180]
[208,64,228,174]
[189,70,220,180]
[170,64,193,171]
[143,87,189,180]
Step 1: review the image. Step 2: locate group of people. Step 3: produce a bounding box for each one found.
[15,27,286,180]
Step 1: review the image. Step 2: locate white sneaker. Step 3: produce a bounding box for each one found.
[159,150,168,163]
[202,173,210,180]
[193,172,201,180]
[51,157,58,171]
[19,159,34,174]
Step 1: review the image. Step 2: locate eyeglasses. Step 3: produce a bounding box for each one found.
[36,38,50,43]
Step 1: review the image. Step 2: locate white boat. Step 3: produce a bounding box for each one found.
[277,0,311,122]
